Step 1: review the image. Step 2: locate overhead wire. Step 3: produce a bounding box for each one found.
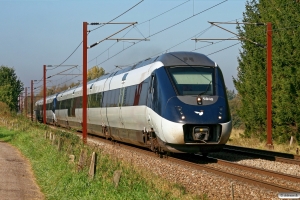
[40,0,144,90]
[138,0,191,25]
[148,0,227,38]
[89,0,144,33]
[41,0,144,83]
[96,0,228,66]
[38,0,240,96]
[120,25,215,68]
[89,0,194,64]
[207,42,241,56]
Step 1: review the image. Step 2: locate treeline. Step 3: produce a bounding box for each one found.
[227,90,243,130]
[36,66,105,97]
[0,66,23,112]
[233,0,300,143]
[0,65,104,114]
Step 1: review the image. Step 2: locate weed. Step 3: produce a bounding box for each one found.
[0,114,200,200]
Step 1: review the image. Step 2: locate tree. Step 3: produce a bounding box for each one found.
[0,66,24,111]
[35,81,81,98]
[226,88,236,101]
[233,0,266,139]
[234,0,300,143]
[87,66,105,81]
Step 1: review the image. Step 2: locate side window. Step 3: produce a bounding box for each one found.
[108,90,113,107]
[102,91,108,107]
[122,73,128,81]
[150,74,155,94]
[78,97,82,108]
[128,85,136,106]
[138,82,148,105]
[133,82,143,106]
[118,88,122,107]
[98,92,103,107]
[123,87,128,106]
[113,89,118,107]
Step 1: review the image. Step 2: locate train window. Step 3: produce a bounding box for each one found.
[150,74,155,94]
[102,91,108,107]
[114,89,119,107]
[122,73,128,81]
[138,82,148,105]
[113,89,117,107]
[108,90,114,107]
[128,85,136,106]
[118,88,123,107]
[122,87,128,106]
[106,90,114,107]
[166,66,215,96]
[88,93,100,108]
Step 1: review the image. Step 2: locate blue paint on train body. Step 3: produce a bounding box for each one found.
[148,61,230,125]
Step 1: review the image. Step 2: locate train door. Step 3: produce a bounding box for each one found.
[119,73,128,130]
[146,73,155,129]
[52,96,57,123]
[103,72,118,139]
[100,77,110,137]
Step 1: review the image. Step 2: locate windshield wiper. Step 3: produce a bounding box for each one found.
[198,81,212,96]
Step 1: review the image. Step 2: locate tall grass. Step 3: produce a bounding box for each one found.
[228,129,300,154]
[0,112,202,199]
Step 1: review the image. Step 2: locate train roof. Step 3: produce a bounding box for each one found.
[156,51,216,67]
[37,51,216,101]
[76,51,216,88]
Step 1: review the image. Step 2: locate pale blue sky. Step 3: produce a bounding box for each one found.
[0,0,247,92]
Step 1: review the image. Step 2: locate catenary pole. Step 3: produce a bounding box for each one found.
[82,22,88,144]
[43,65,46,124]
[25,87,27,116]
[31,80,33,121]
[266,22,273,147]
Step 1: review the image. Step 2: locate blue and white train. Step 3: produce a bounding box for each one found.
[35,51,232,155]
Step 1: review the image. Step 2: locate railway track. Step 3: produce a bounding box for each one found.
[88,134,300,193]
[45,124,300,193]
[223,145,300,166]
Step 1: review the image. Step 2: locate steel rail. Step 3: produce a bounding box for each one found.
[87,135,299,193]
[223,145,300,166]
[206,157,300,184]
[44,127,299,193]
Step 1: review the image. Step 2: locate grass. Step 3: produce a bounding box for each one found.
[228,128,300,155]
[0,114,203,200]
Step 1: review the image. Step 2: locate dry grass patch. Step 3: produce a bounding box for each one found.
[228,129,300,155]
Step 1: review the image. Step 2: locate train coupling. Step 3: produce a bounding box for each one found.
[193,127,209,142]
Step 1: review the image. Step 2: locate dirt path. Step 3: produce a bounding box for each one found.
[0,142,44,200]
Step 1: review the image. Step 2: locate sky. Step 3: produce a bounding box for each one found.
[0,0,247,94]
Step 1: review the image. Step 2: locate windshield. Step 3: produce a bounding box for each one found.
[167,66,214,95]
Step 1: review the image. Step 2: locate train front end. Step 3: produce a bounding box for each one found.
[152,52,232,154]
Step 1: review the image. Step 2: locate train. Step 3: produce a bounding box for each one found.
[35,51,232,155]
